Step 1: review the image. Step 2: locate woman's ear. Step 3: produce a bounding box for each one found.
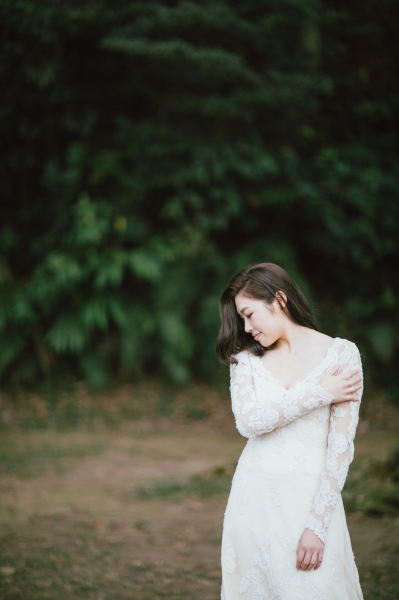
[275,291,288,309]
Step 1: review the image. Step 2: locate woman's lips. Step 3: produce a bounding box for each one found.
[253,332,261,341]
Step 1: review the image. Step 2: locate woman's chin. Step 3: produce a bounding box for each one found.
[264,340,278,349]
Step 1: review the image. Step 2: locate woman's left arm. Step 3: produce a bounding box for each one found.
[304,341,363,544]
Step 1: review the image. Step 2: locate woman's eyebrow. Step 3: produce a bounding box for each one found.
[239,307,250,316]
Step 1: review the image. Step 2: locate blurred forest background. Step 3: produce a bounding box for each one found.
[1,3,399,599]
[1,0,398,394]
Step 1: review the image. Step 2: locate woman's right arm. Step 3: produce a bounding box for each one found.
[230,351,360,439]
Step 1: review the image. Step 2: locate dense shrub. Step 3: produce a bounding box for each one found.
[0,0,398,390]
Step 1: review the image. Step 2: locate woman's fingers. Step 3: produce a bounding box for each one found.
[297,552,324,571]
[346,379,362,399]
[345,377,362,389]
[346,386,360,396]
[296,531,325,571]
[307,551,318,571]
[300,549,313,570]
[345,388,360,396]
[303,550,318,571]
[328,368,362,403]
[333,394,360,404]
[345,374,362,384]
[346,377,362,389]
[296,546,305,569]
[343,373,360,385]
[304,549,323,571]
[345,368,359,379]
[314,549,324,570]
[330,364,341,376]
[346,383,361,393]
[344,394,360,402]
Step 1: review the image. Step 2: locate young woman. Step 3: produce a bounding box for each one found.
[217,263,363,600]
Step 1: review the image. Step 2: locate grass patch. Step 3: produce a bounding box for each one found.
[137,466,233,501]
[0,429,398,600]
[185,406,210,420]
[0,516,221,600]
[343,447,399,518]
[360,541,399,599]
[0,434,106,478]
[1,513,399,600]
[0,380,229,432]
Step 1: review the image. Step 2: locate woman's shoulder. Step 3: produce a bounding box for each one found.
[307,332,361,363]
[312,331,334,345]
[310,331,359,352]
[333,337,362,360]
[304,330,335,353]
[232,348,251,360]
[231,348,254,367]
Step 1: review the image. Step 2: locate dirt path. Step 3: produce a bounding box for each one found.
[0,428,398,599]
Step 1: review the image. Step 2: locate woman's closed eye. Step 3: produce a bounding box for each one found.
[239,312,252,321]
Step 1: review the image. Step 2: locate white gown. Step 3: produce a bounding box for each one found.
[221,337,363,600]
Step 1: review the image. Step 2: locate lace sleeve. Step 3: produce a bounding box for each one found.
[305,341,363,543]
[230,351,334,439]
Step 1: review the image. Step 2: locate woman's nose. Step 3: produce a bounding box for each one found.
[244,319,252,333]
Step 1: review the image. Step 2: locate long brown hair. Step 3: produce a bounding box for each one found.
[216,263,318,365]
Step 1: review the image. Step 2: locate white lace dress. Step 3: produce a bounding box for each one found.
[221,337,363,600]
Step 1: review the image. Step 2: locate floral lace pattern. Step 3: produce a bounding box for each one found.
[236,485,246,515]
[221,338,364,600]
[305,342,363,543]
[230,349,335,439]
[222,540,236,574]
[268,475,282,507]
[330,550,340,583]
[238,536,276,598]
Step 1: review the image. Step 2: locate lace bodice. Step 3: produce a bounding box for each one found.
[229,338,363,543]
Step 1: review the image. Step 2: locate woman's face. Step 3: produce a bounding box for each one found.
[234,292,283,347]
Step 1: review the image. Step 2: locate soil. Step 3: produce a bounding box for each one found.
[0,426,398,599]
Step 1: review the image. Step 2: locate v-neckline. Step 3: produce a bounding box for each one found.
[254,337,340,392]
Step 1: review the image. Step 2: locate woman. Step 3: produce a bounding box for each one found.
[216,263,363,600]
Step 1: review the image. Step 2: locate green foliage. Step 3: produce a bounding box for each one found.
[0,0,398,388]
[372,447,399,484]
[343,448,399,518]
[136,466,233,501]
[0,434,106,478]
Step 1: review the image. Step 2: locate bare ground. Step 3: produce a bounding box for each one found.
[0,426,398,599]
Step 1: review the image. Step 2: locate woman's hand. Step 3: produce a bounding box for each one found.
[296,528,324,571]
[320,365,362,404]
